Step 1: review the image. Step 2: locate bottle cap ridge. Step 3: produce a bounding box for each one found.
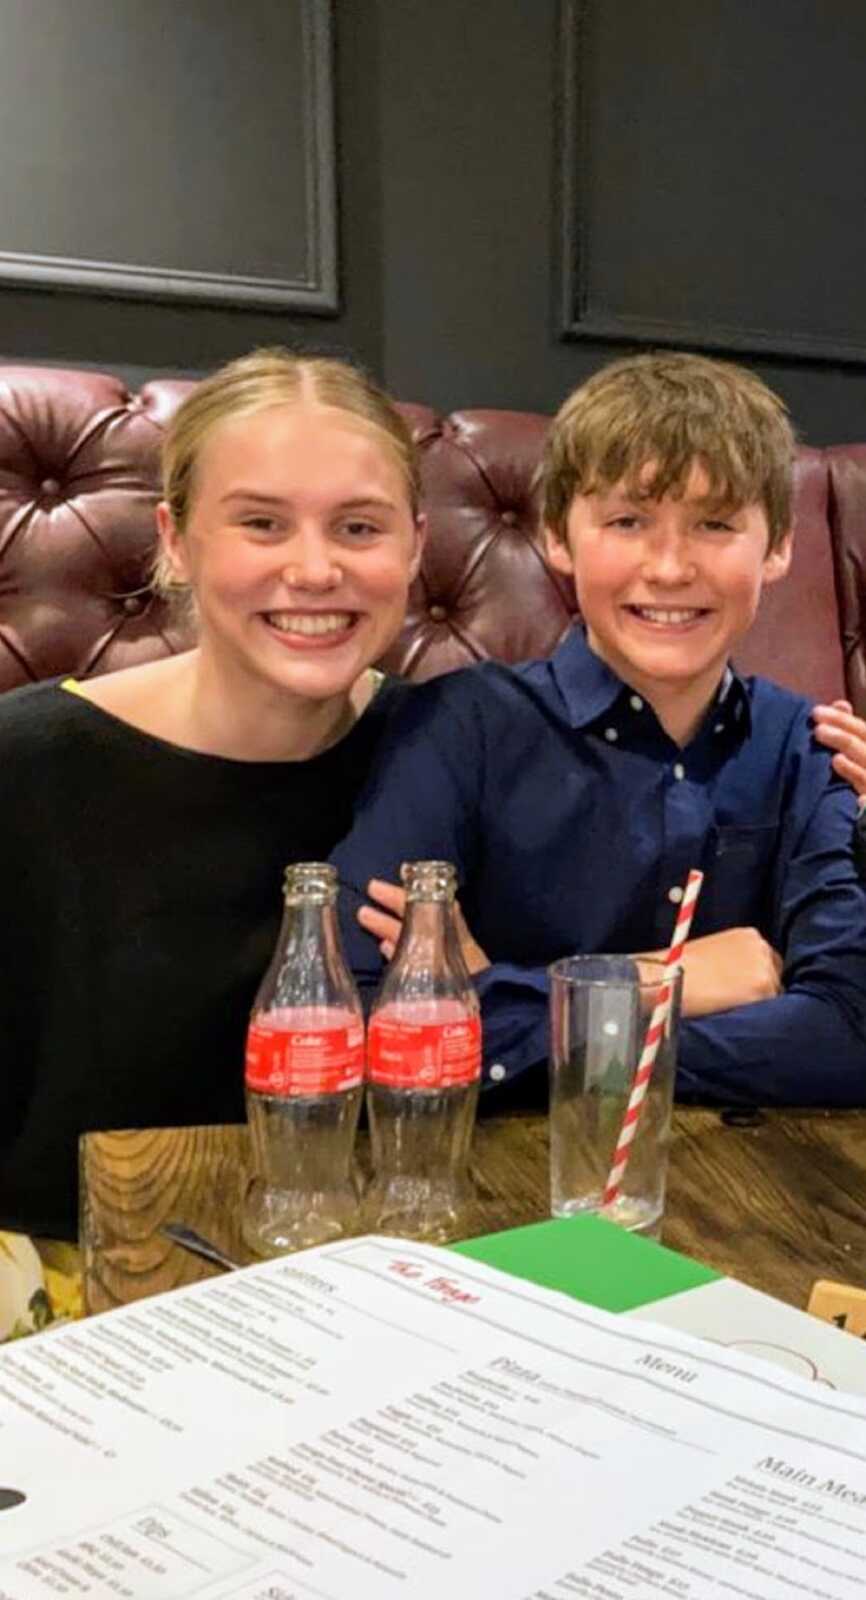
[400,860,457,901]
[282,861,338,905]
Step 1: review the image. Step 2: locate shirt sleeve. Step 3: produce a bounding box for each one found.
[855,797,866,878]
[473,963,550,1085]
[330,677,485,1011]
[677,769,866,1107]
[474,739,866,1104]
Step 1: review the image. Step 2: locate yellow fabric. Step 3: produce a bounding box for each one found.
[0,1233,83,1340]
[5,678,84,1330]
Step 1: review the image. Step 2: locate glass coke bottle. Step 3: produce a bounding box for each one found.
[242,862,364,1257]
[366,860,482,1242]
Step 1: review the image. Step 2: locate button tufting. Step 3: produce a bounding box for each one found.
[428,603,447,622]
[500,510,518,527]
[40,477,60,497]
[121,595,145,615]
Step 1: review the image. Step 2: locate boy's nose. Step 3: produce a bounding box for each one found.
[640,532,697,585]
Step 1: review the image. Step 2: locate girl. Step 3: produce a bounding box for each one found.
[0,349,424,1249]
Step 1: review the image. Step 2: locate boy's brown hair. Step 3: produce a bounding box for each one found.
[542,351,795,552]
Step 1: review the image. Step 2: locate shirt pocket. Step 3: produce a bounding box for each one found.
[708,823,779,925]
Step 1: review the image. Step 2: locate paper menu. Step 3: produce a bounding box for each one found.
[2,1237,866,1598]
[630,1274,866,1397]
[454,1212,866,1397]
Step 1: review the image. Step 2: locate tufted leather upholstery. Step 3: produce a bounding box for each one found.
[0,366,862,712]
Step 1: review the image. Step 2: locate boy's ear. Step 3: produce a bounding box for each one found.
[762,530,793,586]
[544,524,575,577]
[156,501,190,582]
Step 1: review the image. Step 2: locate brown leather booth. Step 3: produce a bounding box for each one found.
[0,365,863,712]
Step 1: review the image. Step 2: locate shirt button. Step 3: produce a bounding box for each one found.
[672,762,685,780]
[629,694,643,711]
[604,727,618,742]
[489,1062,506,1083]
[668,885,684,904]
[714,722,724,734]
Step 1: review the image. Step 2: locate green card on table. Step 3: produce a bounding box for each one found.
[451,1213,719,1313]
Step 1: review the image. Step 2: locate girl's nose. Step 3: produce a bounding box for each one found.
[282,528,341,589]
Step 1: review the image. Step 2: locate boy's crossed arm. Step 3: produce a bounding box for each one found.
[359,879,784,1019]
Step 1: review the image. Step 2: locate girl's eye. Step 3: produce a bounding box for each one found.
[240,515,281,534]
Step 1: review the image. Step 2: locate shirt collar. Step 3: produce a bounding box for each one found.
[551,626,752,737]
[549,627,631,729]
[716,663,752,737]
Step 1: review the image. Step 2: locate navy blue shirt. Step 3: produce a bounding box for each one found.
[332,629,866,1107]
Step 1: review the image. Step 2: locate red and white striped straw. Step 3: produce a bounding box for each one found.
[602,869,704,1209]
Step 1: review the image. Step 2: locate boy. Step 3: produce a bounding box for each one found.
[332,353,866,1105]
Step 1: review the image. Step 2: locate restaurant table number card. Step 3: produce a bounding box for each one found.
[808,1278,866,1337]
[4,1231,866,1598]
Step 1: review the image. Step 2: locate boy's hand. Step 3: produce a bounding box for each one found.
[812,699,866,800]
[643,928,783,1017]
[357,878,491,973]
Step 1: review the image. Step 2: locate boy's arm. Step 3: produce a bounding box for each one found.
[332,674,580,1083]
[474,771,866,1101]
[676,775,866,1106]
[330,677,484,1009]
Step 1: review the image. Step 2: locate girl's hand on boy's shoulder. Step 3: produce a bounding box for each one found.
[812,699,866,799]
[358,878,491,973]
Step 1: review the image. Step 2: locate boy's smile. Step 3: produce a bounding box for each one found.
[546,462,792,744]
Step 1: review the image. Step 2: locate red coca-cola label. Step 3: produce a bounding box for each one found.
[245,1020,364,1096]
[367,1015,481,1089]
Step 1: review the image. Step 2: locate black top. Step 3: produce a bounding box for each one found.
[0,678,410,1238]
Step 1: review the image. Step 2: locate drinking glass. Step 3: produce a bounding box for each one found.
[548,955,682,1239]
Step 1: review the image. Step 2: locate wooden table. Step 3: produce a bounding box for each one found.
[80,1107,866,1317]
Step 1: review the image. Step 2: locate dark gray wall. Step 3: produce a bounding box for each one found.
[0,1,381,381]
[0,0,865,446]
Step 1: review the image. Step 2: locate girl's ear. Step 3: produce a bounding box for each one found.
[408,512,427,584]
[156,502,190,582]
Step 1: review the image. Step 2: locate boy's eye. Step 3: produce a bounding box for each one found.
[700,519,735,533]
[340,518,380,539]
[606,514,642,530]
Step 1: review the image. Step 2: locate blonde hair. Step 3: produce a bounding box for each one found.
[542,351,795,552]
[153,347,421,603]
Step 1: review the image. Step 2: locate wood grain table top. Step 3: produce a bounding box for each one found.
[80,1107,866,1318]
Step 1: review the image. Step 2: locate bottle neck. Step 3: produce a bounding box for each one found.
[379,893,474,1005]
[280,898,341,963]
[401,898,452,961]
[256,896,358,1014]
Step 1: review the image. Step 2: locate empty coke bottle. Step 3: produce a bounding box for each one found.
[366,860,481,1242]
[242,862,364,1257]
